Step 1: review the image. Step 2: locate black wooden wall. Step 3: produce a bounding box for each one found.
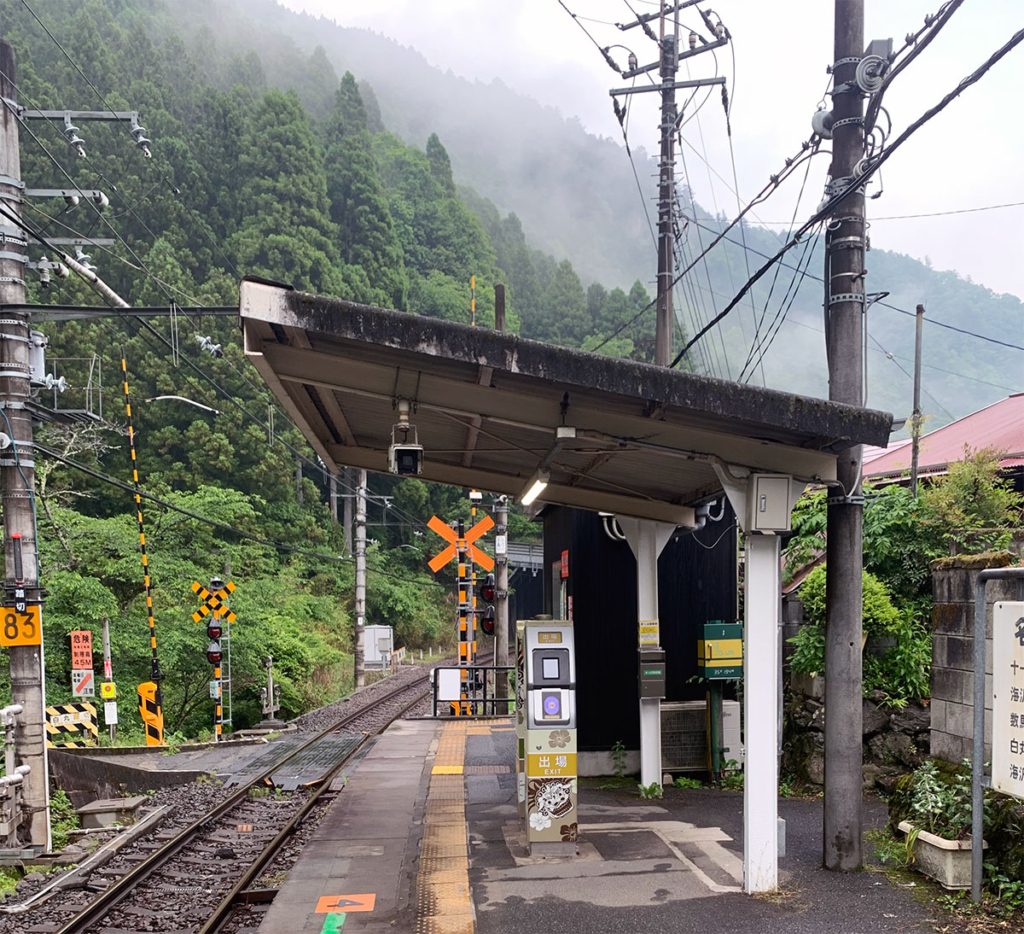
[540,504,737,751]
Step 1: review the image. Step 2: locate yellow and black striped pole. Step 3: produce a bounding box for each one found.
[213,605,222,738]
[453,520,471,716]
[470,275,476,328]
[122,353,164,745]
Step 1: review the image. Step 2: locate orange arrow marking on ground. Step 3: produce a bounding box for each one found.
[427,514,494,573]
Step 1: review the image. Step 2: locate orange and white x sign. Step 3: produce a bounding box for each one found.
[427,514,494,573]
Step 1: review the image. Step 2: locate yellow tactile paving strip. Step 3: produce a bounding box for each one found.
[416,721,474,934]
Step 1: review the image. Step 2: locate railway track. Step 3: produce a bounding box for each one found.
[51,673,434,934]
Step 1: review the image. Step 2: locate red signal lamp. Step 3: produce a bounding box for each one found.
[481,574,496,603]
[206,641,222,665]
[481,605,496,636]
[207,622,222,641]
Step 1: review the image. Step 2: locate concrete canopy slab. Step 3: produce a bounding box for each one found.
[240,280,892,523]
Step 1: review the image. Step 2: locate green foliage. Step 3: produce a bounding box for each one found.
[863,612,932,703]
[49,788,80,851]
[0,867,20,896]
[324,73,408,308]
[789,564,929,703]
[719,760,744,791]
[673,776,702,790]
[890,759,988,842]
[919,447,1023,553]
[611,739,627,779]
[638,781,663,800]
[867,828,910,869]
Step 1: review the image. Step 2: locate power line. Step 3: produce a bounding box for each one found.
[678,209,1024,353]
[754,199,1024,224]
[671,26,1024,367]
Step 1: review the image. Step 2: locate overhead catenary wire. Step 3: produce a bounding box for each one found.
[671,26,1024,368]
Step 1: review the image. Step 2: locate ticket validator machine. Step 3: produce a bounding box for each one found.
[517,618,578,856]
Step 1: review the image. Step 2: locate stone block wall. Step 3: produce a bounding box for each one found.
[930,554,1021,765]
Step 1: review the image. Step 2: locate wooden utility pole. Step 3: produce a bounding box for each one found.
[0,40,50,849]
[824,0,866,872]
[354,469,366,688]
[910,304,924,497]
[655,1,677,366]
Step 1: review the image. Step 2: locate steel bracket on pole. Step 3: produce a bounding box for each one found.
[828,293,865,306]
[0,252,27,264]
[0,278,25,287]
[825,493,865,506]
[0,176,24,190]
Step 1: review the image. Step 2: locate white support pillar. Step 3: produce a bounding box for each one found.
[712,464,801,894]
[618,517,677,789]
[743,532,781,893]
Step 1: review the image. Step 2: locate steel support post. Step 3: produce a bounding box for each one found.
[744,532,781,892]
[619,517,676,788]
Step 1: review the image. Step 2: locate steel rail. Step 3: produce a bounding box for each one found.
[199,685,432,933]
[53,673,433,934]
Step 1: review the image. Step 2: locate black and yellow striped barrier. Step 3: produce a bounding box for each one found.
[45,703,98,747]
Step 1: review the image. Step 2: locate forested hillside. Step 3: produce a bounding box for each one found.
[0,0,1019,737]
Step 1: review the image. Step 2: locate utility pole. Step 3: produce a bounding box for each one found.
[343,466,353,557]
[101,618,115,744]
[610,6,725,366]
[0,40,50,850]
[494,496,509,712]
[295,457,303,505]
[824,0,866,872]
[910,304,924,498]
[329,473,338,525]
[354,469,366,688]
[655,1,677,367]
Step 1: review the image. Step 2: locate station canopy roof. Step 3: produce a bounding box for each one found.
[240,279,892,527]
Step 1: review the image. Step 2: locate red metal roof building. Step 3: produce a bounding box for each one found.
[864,393,1024,485]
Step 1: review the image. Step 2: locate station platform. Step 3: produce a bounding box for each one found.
[259,718,945,934]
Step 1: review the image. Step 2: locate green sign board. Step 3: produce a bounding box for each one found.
[698,621,743,680]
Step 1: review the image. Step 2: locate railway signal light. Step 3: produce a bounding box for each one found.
[206,620,222,641]
[481,574,496,603]
[206,641,222,665]
[481,604,496,636]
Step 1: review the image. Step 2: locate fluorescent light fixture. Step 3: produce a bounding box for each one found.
[520,471,549,506]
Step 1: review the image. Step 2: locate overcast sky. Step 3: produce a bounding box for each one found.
[282,0,1024,303]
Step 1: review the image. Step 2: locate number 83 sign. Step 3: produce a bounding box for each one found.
[1,605,42,647]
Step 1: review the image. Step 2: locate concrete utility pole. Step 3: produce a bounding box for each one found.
[910,304,924,498]
[824,0,866,872]
[494,496,509,711]
[655,2,677,367]
[342,467,353,557]
[0,40,50,850]
[354,469,366,688]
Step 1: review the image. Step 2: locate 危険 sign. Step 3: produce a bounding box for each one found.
[70,630,93,669]
[992,601,1024,800]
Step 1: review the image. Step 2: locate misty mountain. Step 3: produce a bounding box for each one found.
[12,0,1020,429]
[162,0,1019,430]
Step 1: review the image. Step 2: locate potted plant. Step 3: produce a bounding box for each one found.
[897,759,987,890]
